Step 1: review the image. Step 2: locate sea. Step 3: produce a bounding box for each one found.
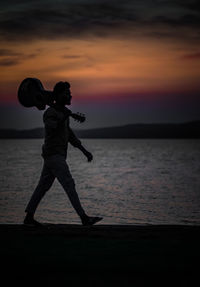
[0,139,200,225]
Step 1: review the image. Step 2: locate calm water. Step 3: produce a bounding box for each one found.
[0,139,200,225]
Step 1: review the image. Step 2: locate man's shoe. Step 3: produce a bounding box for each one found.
[23,217,43,227]
[82,216,103,226]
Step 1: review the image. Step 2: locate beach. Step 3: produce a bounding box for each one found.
[1,224,200,286]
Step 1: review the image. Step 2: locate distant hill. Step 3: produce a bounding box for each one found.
[0,128,44,139]
[76,121,200,139]
[0,121,199,139]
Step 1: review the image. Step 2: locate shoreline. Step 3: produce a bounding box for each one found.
[1,223,200,237]
[1,224,200,285]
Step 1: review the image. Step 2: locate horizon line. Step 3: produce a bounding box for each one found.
[0,119,200,131]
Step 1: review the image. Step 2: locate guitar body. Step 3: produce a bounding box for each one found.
[18,78,53,110]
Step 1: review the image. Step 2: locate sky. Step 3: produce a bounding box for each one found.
[0,0,200,129]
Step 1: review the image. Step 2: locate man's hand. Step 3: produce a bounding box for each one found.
[78,145,93,162]
[84,150,93,162]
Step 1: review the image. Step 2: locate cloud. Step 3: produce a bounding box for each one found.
[178,0,200,11]
[0,48,22,57]
[62,55,83,59]
[0,48,39,67]
[151,14,200,27]
[0,0,199,44]
[0,58,20,66]
[0,0,138,41]
[181,52,200,60]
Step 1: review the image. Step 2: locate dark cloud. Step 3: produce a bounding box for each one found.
[181,52,200,60]
[178,0,200,11]
[0,49,22,57]
[62,55,83,59]
[151,14,200,27]
[0,0,199,43]
[0,48,23,66]
[0,58,20,66]
[0,0,138,41]
[0,49,39,67]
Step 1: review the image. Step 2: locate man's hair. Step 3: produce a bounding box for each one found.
[53,81,70,102]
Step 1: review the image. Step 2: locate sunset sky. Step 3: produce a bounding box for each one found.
[0,0,200,129]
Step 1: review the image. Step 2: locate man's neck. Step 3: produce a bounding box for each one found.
[53,103,65,110]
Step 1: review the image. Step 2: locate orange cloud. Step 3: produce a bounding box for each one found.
[0,37,200,104]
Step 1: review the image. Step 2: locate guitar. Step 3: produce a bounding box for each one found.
[70,112,86,123]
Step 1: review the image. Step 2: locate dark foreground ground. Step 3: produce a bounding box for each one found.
[1,224,200,286]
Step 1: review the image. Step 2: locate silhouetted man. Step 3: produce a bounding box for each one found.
[24,81,102,226]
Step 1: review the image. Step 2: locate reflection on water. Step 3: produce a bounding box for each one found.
[0,139,200,225]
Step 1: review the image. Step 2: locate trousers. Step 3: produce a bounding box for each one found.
[25,154,86,218]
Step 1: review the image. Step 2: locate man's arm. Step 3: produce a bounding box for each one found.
[78,145,93,162]
[69,128,93,162]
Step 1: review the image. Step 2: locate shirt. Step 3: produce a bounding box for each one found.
[42,106,82,158]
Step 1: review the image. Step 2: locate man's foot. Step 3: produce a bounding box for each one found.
[23,217,43,227]
[81,216,103,226]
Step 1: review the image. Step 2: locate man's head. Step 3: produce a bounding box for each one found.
[53,81,72,106]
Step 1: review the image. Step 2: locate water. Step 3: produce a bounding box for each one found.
[0,139,200,225]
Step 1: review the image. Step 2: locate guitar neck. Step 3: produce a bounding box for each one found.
[70,112,85,123]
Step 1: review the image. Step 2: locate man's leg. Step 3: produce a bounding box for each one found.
[46,155,86,218]
[25,162,55,216]
[46,155,103,225]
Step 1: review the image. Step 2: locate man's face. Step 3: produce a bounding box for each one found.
[60,88,72,105]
